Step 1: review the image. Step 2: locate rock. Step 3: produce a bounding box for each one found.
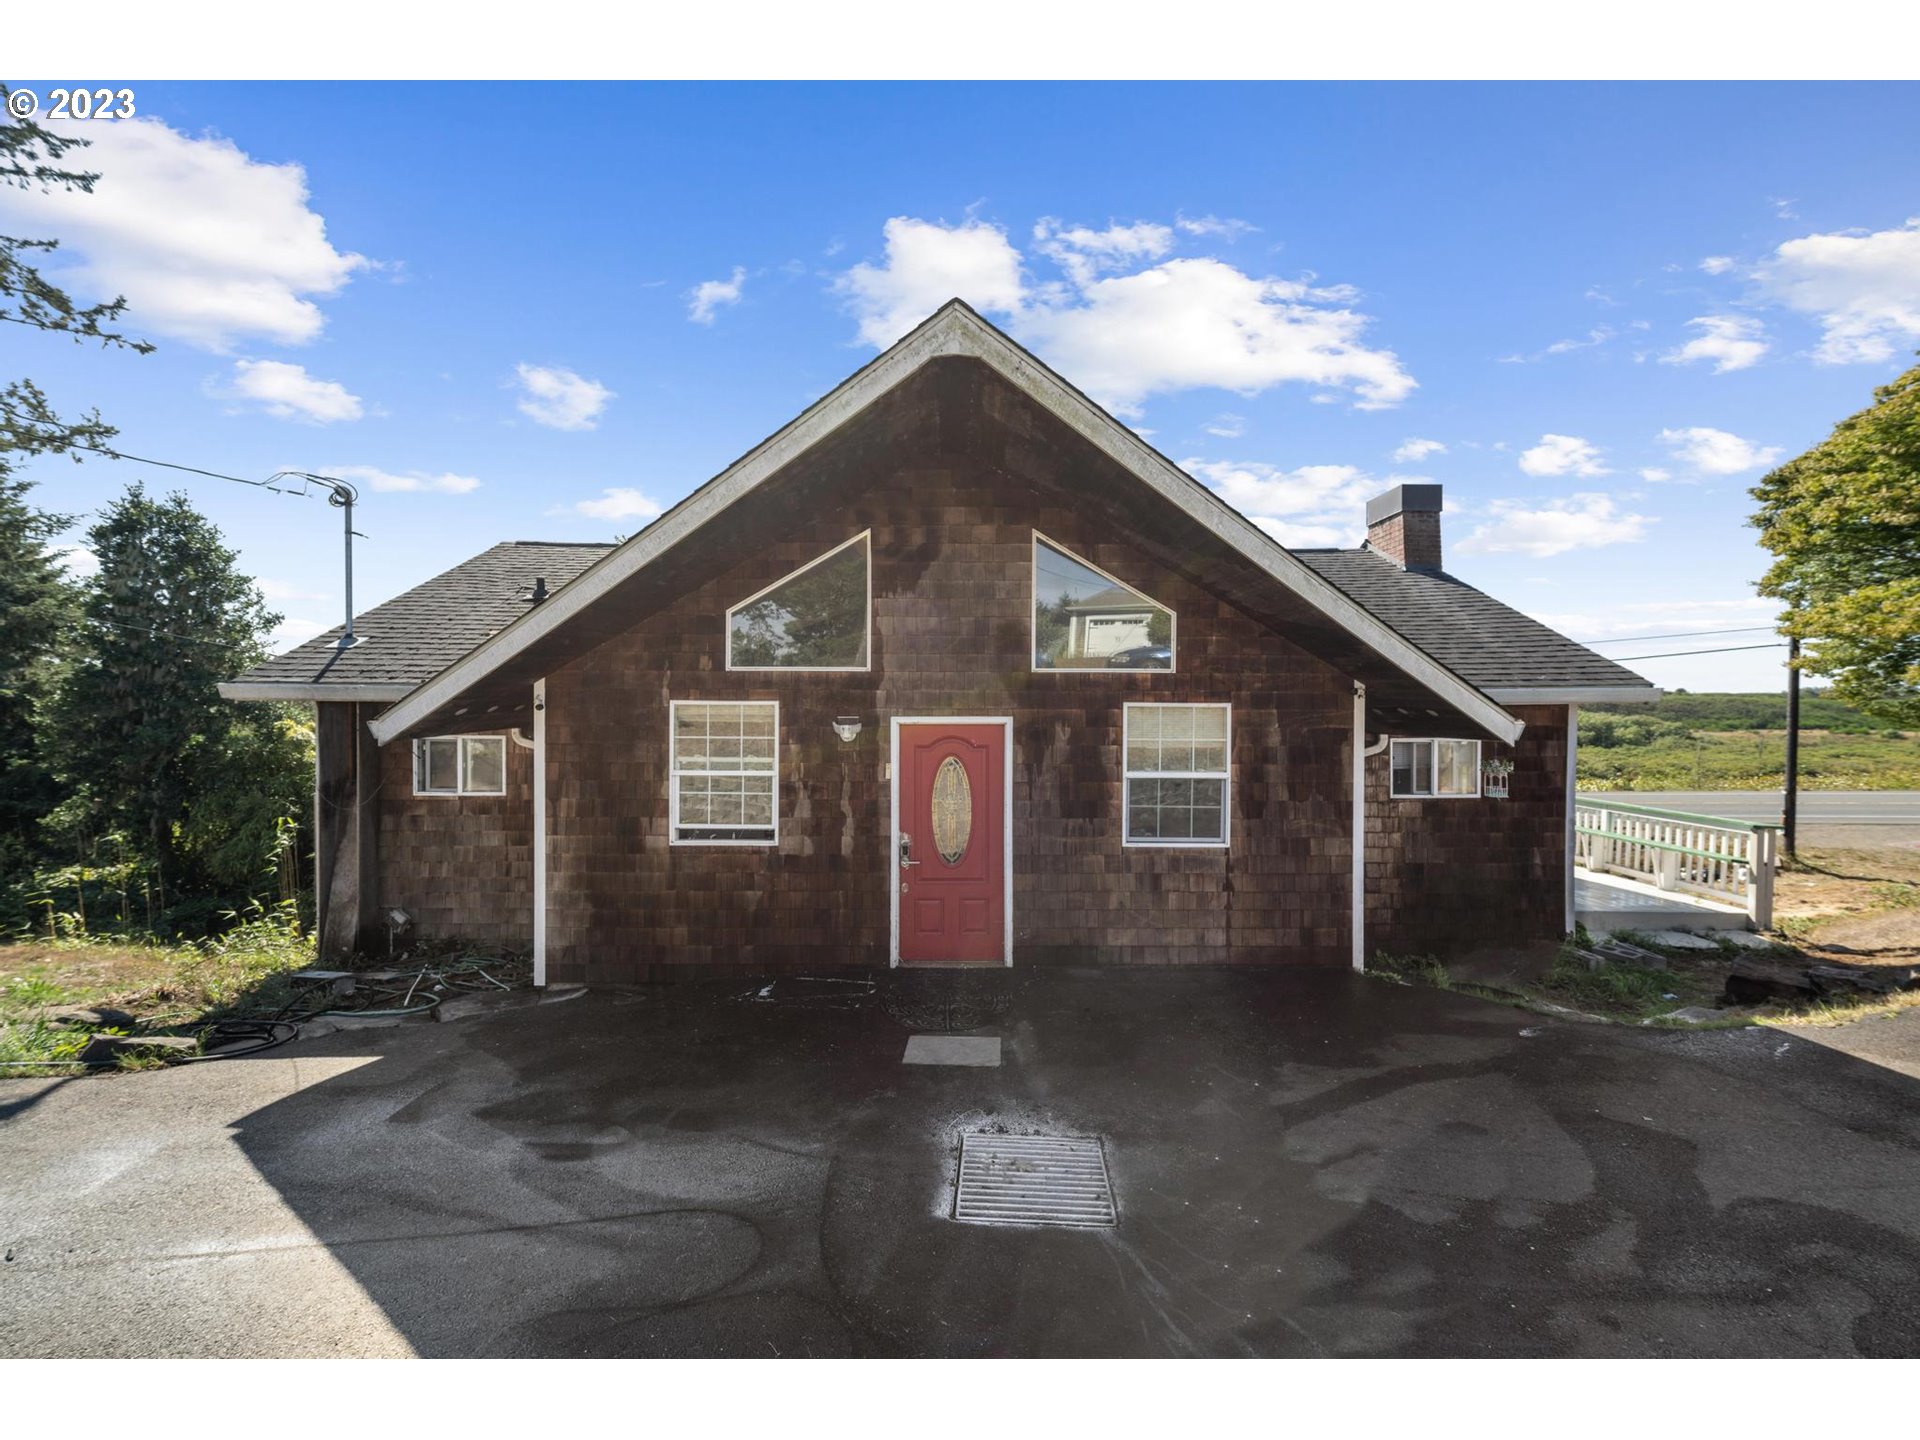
[45,1005,139,1030]
[1724,960,1819,1006]
[1644,930,1723,951]
[78,1034,198,1064]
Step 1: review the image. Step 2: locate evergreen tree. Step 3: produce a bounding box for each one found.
[47,485,301,914]
[0,470,78,869]
[1751,359,1920,724]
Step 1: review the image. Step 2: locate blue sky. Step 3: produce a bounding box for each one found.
[9,81,1919,692]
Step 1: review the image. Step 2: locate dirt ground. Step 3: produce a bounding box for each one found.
[1773,845,1920,967]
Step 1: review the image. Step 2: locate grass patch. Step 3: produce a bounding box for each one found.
[1758,989,1920,1030]
[0,903,314,1077]
[1576,726,1920,792]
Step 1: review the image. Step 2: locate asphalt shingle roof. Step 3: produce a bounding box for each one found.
[1293,548,1651,691]
[231,541,614,689]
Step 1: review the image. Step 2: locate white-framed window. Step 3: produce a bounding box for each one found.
[670,700,779,845]
[1123,702,1230,846]
[1033,532,1175,672]
[413,735,508,797]
[726,532,871,671]
[1389,737,1482,798]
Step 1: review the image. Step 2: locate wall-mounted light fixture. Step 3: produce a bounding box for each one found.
[832,716,863,743]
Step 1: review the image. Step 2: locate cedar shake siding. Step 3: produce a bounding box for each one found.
[1363,704,1569,957]
[377,731,535,950]
[541,359,1364,983]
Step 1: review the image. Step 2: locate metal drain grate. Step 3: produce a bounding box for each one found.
[954,1133,1116,1228]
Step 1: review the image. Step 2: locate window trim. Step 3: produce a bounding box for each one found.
[1388,737,1483,799]
[724,531,872,673]
[667,699,781,847]
[1121,701,1231,849]
[1031,530,1178,675]
[412,734,509,798]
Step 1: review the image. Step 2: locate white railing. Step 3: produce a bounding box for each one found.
[1574,799,1779,928]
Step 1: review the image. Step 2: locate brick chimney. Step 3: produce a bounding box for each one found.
[1365,483,1444,570]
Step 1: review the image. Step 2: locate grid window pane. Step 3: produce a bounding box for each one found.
[1124,706,1229,845]
[673,702,778,842]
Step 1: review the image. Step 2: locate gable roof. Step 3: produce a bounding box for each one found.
[219,541,614,702]
[1295,549,1656,704]
[363,301,1531,746]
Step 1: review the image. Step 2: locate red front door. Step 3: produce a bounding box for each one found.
[897,723,1006,965]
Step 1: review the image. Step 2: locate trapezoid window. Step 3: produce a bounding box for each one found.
[1032,533,1174,672]
[726,532,870,671]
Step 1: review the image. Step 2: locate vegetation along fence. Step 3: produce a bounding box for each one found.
[1574,800,1780,928]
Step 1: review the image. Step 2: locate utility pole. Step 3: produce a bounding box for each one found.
[1783,634,1801,859]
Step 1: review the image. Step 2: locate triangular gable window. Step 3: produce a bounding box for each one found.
[1033,533,1175,672]
[726,532,871,670]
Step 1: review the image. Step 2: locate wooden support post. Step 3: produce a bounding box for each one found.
[315,700,382,958]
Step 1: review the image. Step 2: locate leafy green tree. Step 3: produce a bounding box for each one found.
[47,485,304,916]
[1751,360,1920,724]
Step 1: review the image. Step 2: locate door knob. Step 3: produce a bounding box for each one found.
[899,831,921,868]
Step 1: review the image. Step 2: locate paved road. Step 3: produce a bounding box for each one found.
[1619,791,1920,827]
[5,971,1920,1357]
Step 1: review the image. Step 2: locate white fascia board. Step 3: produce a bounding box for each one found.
[1486,686,1663,706]
[219,681,413,703]
[369,303,1525,748]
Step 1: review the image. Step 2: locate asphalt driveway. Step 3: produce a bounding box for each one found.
[4,968,1920,1357]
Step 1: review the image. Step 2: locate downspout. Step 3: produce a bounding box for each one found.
[1351,683,1367,973]
[533,677,548,988]
[1564,703,1579,935]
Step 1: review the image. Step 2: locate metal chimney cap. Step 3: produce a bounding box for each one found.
[1365,483,1443,526]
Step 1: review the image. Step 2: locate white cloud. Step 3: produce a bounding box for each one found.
[1518,434,1609,478]
[328,465,480,495]
[572,487,664,522]
[1175,214,1257,241]
[1699,256,1737,276]
[835,215,1414,415]
[1392,437,1447,463]
[223,358,363,423]
[1660,314,1769,373]
[54,544,99,579]
[513,364,613,431]
[1456,494,1650,558]
[1500,327,1614,364]
[1203,413,1246,439]
[1639,467,1672,483]
[1182,458,1387,548]
[257,578,329,602]
[835,217,1027,348]
[1657,426,1783,476]
[0,116,367,350]
[267,616,329,652]
[688,266,746,325]
[1754,218,1920,363]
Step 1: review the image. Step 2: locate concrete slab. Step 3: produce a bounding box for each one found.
[1644,930,1725,951]
[902,1034,1001,1067]
[5,970,1920,1358]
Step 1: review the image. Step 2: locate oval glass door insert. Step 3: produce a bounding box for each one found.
[930,755,973,864]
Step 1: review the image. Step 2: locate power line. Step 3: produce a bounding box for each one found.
[1576,625,1779,645]
[1611,642,1790,661]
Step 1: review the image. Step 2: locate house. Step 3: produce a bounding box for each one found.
[220,300,1656,984]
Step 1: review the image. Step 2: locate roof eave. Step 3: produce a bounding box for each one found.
[1484,685,1663,706]
[218,681,415,703]
[368,301,1525,748]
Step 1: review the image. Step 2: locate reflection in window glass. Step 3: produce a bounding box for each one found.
[1034,536,1173,671]
[463,737,506,794]
[672,701,778,843]
[1390,738,1481,798]
[414,735,506,796]
[728,534,869,669]
[1124,704,1229,844]
[423,737,461,793]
